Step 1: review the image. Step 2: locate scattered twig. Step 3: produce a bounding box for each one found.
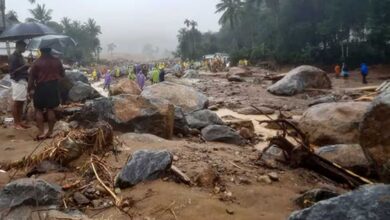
[228,161,248,171]
[90,157,122,206]
[170,208,178,220]
[171,165,191,184]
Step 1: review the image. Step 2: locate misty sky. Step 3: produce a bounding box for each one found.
[7,0,221,54]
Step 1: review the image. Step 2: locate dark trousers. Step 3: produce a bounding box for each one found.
[362,75,368,84]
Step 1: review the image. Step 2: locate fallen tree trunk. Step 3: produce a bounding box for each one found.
[256,112,373,188]
[264,73,286,81]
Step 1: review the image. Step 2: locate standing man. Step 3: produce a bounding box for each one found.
[360,63,369,84]
[28,47,65,140]
[334,64,341,78]
[9,40,30,130]
[159,68,165,83]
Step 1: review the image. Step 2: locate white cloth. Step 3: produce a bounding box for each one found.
[11,79,27,101]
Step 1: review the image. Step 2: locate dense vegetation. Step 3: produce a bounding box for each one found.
[4,2,102,64]
[177,0,390,66]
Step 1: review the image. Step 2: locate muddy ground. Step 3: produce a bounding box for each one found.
[0,65,388,219]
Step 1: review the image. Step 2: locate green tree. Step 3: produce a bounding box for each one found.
[107,43,116,55]
[27,3,52,23]
[215,0,243,29]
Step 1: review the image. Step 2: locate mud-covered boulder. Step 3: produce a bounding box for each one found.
[288,184,390,220]
[315,144,372,175]
[182,69,199,78]
[298,102,370,146]
[141,82,208,113]
[0,178,63,211]
[308,95,337,107]
[186,109,224,129]
[201,125,243,145]
[227,75,244,82]
[268,66,331,96]
[360,91,390,182]
[68,81,100,102]
[227,67,252,77]
[110,78,141,96]
[79,95,174,139]
[115,150,173,188]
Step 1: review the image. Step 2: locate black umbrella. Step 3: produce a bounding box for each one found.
[0,22,57,41]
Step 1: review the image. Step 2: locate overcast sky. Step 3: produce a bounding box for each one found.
[7,0,221,54]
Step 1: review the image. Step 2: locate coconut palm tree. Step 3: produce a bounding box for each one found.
[61,17,71,30]
[184,19,191,28]
[27,4,52,24]
[107,43,116,56]
[215,0,243,29]
[85,18,101,36]
[190,20,198,30]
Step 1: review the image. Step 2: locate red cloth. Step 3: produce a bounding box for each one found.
[30,55,64,84]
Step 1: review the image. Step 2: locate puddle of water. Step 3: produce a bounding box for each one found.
[91,80,109,97]
[215,108,277,139]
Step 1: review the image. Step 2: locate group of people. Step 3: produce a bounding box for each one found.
[334,62,369,84]
[100,63,166,91]
[9,40,64,140]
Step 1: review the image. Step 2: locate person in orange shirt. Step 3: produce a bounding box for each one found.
[334,64,341,77]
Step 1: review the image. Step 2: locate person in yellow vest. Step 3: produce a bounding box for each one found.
[128,66,136,80]
[92,69,97,81]
[115,68,120,77]
[151,68,160,84]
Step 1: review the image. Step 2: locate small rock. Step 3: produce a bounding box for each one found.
[267,172,279,181]
[92,199,103,208]
[295,188,339,208]
[239,177,251,185]
[236,106,275,115]
[201,125,243,145]
[228,75,244,82]
[257,175,272,184]
[115,188,121,194]
[226,208,235,215]
[73,192,90,205]
[195,166,219,188]
[173,155,179,161]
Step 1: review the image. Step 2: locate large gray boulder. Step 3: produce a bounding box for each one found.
[78,95,174,139]
[298,102,370,146]
[0,178,63,211]
[174,107,190,135]
[115,150,173,188]
[182,69,199,79]
[68,81,100,102]
[201,125,243,145]
[64,71,89,84]
[141,82,208,113]
[268,66,331,96]
[186,109,224,129]
[315,144,372,175]
[360,91,390,182]
[288,184,390,220]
